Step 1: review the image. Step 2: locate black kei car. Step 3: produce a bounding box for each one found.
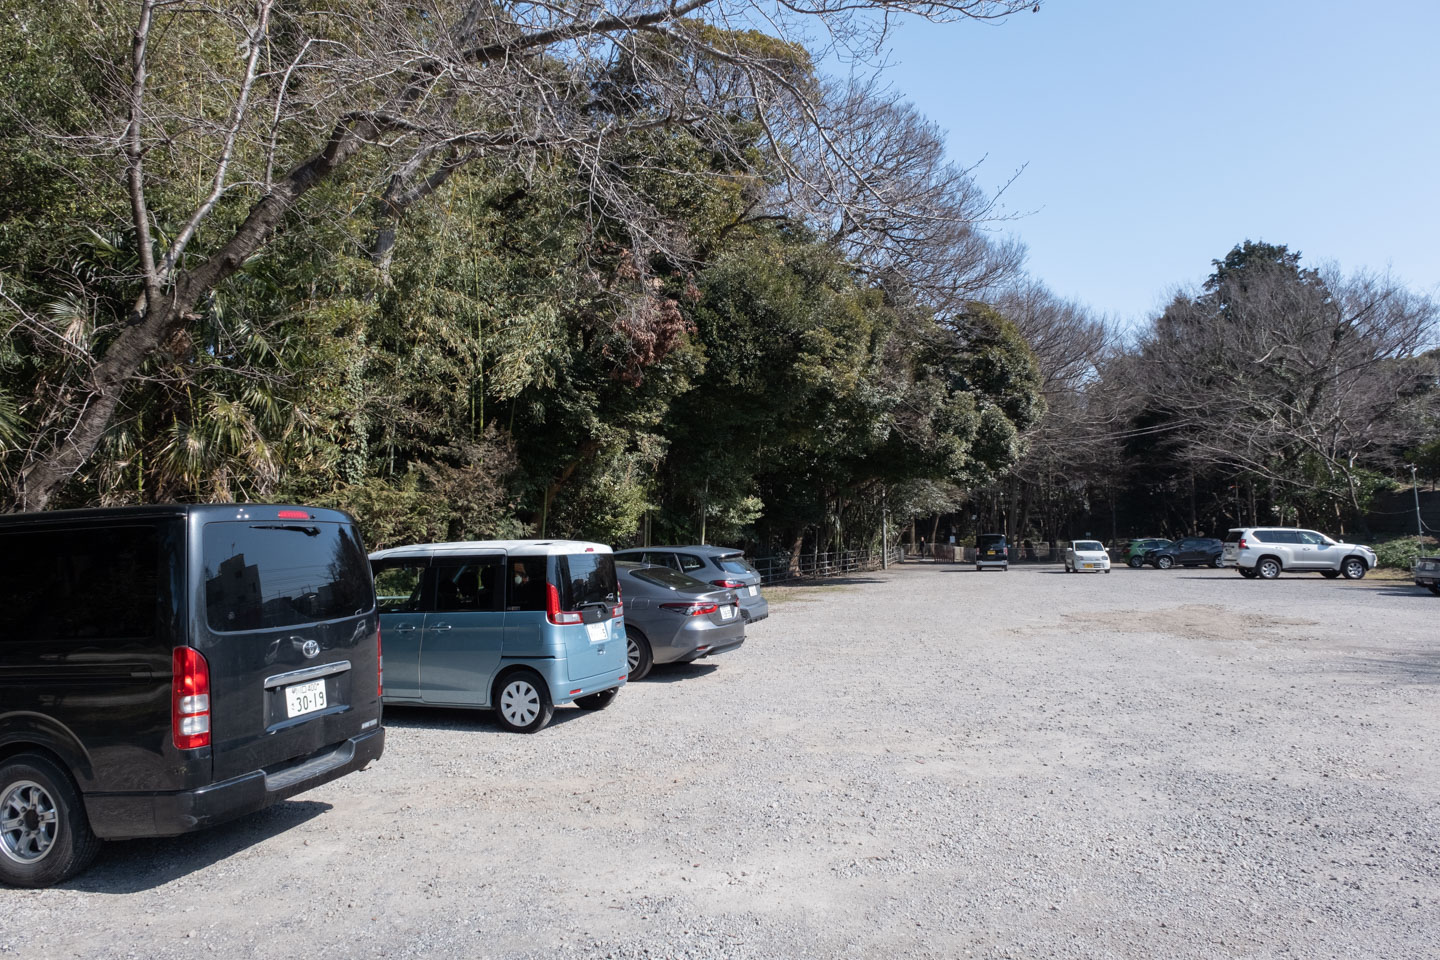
[1144,536,1225,569]
[0,504,385,887]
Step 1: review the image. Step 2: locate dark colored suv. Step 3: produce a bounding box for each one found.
[1144,536,1225,569]
[0,504,385,887]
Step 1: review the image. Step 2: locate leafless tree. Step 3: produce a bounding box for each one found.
[4,0,1040,510]
[1135,260,1439,514]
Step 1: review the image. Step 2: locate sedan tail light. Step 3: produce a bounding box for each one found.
[661,601,719,616]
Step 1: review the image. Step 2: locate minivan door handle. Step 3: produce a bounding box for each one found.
[393,623,418,631]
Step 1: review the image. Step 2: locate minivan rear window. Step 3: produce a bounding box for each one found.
[555,553,619,610]
[203,521,373,632]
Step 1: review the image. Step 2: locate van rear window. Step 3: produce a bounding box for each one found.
[203,521,373,631]
[555,554,618,610]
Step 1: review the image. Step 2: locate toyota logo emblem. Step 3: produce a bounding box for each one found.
[301,639,321,659]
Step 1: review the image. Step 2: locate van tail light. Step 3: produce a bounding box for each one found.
[661,601,719,616]
[546,582,583,625]
[376,623,384,697]
[172,646,211,750]
[710,579,746,589]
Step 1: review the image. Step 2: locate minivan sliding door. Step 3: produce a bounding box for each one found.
[420,557,506,706]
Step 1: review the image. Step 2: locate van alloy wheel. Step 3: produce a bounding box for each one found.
[1,780,57,865]
[0,754,98,888]
[1341,558,1367,580]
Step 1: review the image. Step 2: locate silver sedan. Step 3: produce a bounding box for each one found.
[616,562,746,680]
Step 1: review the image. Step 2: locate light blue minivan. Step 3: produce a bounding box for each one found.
[369,540,626,732]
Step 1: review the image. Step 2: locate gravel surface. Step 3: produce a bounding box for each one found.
[7,563,1439,959]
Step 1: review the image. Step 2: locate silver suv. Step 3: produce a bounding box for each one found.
[1222,527,1376,580]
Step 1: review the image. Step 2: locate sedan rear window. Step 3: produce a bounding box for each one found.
[631,567,707,591]
[203,521,373,632]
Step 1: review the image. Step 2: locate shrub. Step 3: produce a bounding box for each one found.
[1372,535,1439,570]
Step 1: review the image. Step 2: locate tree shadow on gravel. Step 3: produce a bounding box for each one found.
[382,703,591,731]
[642,662,720,684]
[64,799,331,894]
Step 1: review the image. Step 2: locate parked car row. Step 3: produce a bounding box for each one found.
[0,505,767,888]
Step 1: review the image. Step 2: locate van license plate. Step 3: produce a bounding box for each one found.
[747,586,757,597]
[586,621,607,642]
[285,679,327,718]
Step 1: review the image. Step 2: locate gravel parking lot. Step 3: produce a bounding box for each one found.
[8,563,1439,959]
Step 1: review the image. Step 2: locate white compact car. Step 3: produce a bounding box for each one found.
[1065,540,1111,573]
[1222,527,1375,580]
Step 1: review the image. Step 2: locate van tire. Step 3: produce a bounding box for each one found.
[575,688,619,711]
[492,670,554,733]
[626,628,653,681]
[0,753,100,888]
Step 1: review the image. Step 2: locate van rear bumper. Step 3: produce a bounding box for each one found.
[84,727,385,840]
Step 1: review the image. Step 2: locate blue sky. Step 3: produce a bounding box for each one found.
[871,0,1440,330]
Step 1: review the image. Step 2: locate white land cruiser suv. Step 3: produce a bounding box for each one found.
[1222,527,1376,580]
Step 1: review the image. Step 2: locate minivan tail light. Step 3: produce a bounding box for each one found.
[172,646,211,750]
[546,582,583,625]
[710,579,745,589]
[661,601,719,616]
[376,623,383,697]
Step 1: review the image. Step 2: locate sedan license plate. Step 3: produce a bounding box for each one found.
[285,679,327,718]
[747,585,758,597]
[586,621,607,642]
[720,604,736,620]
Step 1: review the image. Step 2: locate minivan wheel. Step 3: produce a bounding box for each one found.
[626,628,653,682]
[0,753,99,888]
[493,670,554,733]
[575,687,619,711]
[1155,555,1174,570]
[1257,557,1282,580]
[1341,558,1367,580]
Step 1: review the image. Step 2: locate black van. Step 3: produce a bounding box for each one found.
[0,504,385,887]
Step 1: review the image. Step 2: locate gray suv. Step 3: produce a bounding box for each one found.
[1222,527,1376,580]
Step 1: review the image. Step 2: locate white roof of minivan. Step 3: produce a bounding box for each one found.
[369,539,612,561]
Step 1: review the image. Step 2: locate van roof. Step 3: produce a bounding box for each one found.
[369,539,612,561]
[0,503,357,526]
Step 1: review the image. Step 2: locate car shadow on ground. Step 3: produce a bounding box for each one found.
[641,662,721,683]
[382,702,593,732]
[1346,652,1440,684]
[65,799,332,894]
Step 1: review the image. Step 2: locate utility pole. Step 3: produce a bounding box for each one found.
[1413,464,1424,539]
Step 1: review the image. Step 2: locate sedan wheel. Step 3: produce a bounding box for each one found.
[494,670,554,733]
[626,628,653,682]
[1341,558,1367,580]
[1210,557,1224,569]
[1257,558,1281,580]
[1155,555,1174,570]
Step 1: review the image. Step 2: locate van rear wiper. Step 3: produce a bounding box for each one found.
[251,524,320,537]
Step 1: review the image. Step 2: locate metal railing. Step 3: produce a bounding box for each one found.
[750,546,905,585]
